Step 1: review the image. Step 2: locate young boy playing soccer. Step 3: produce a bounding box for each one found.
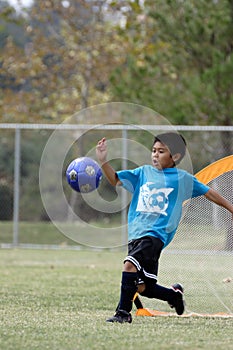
[96,132,233,323]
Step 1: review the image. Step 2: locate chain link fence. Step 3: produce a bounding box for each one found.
[0,123,233,249]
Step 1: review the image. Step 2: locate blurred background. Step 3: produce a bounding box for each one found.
[0,0,232,248]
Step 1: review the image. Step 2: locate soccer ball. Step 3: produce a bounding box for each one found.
[66,157,102,193]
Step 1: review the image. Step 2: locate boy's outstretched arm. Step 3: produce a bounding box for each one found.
[205,188,233,218]
[96,137,121,187]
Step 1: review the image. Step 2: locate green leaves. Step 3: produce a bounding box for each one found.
[110,0,233,126]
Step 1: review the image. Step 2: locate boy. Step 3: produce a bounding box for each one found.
[96,132,233,323]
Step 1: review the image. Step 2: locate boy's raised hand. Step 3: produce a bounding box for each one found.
[96,137,107,164]
[96,137,120,186]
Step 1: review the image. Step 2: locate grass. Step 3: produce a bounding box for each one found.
[0,220,127,248]
[0,249,232,350]
[0,220,229,250]
[0,221,76,246]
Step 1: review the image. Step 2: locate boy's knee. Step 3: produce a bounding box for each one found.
[137,283,146,294]
[124,260,137,273]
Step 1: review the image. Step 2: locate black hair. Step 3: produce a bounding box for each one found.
[153,132,187,165]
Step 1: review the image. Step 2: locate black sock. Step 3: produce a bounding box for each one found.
[118,271,138,313]
[141,283,175,304]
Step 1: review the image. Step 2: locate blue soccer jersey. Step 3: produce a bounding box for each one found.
[117,165,210,248]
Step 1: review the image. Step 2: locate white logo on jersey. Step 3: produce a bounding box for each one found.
[136,182,173,215]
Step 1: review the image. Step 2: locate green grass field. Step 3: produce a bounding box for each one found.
[1,248,232,350]
[0,220,229,250]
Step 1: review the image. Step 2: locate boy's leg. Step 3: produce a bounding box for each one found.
[126,237,185,315]
[107,264,138,323]
[140,282,185,315]
[118,271,138,312]
[133,293,144,309]
[115,292,144,311]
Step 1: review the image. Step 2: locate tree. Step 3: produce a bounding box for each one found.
[110,0,233,132]
[0,0,126,122]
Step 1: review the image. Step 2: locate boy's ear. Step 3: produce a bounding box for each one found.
[172,153,181,164]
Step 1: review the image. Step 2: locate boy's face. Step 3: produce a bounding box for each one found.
[151,141,176,170]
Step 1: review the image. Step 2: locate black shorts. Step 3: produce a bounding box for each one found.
[124,236,164,285]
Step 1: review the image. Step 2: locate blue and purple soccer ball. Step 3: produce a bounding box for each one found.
[66,157,102,193]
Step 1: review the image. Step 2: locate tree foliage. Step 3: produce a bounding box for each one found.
[0,0,125,122]
[110,0,233,128]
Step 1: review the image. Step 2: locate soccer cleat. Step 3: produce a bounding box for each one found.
[169,283,185,315]
[106,309,132,323]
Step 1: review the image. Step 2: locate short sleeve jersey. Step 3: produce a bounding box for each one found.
[117,165,209,248]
